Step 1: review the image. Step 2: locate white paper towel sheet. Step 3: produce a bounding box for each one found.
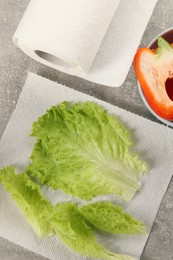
[13,0,158,87]
[0,72,173,260]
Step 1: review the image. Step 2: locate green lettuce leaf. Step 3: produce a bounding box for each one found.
[50,202,136,260]
[80,201,146,234]
[0,168,137,259]
[0,166,53,238]
[27,102,147,201]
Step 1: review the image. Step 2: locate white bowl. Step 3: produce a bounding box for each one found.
[137,27,173,127]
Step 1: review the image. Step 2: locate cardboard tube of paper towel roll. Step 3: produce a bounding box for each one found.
[13,0,120,77]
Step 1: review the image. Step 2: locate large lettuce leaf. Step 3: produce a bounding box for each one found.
[80,201,146,234]
[0,166,53,238]
[50,202,136,260]
[27,102,147,201]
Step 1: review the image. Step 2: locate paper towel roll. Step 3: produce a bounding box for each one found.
[13,0,120,77]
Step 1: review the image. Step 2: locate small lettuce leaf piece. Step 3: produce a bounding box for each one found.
[27,102,147,201]
[80,201,147,234]
[50,202,137,260]
[0,168,137,259]
[0,166,53,238]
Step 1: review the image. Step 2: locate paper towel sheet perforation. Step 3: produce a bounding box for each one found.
[0,72,173,260]
[13,0,158,87]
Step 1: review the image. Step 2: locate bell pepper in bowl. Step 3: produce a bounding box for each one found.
[134,33,173,122]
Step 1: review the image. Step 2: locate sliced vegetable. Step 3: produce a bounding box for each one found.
[51,202,136,260]
[27,102,147,201]
[80,201,146,234]
[0,166,53,238]
[134,37,173,119]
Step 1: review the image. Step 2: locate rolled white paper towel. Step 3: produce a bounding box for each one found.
[13,0,120,77]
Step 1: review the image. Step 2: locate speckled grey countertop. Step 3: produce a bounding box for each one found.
[0,0,173,259]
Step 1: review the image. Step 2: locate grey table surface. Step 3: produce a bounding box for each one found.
[0,0,173,259]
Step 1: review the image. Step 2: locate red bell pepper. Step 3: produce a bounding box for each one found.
[134,37,173,120]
